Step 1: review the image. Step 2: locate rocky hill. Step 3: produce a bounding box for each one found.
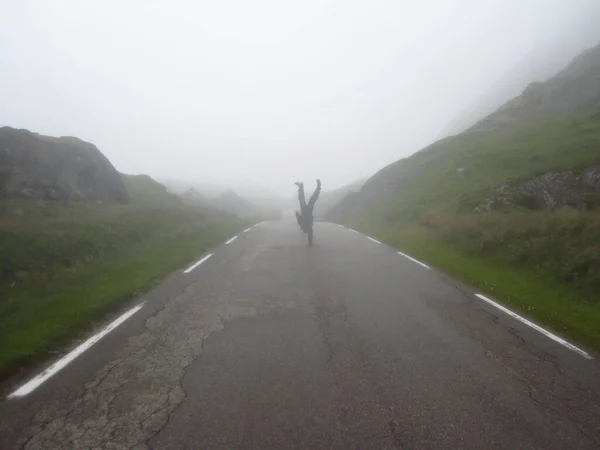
[0,127,129,204]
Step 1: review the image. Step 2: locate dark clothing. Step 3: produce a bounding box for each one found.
[307,182,321,210]
[295,210,304,231]
[296,181,321,235]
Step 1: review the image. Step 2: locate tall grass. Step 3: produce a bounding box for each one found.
[417,210,600,302]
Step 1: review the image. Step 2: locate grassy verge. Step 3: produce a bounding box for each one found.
[0,202,247,380]
[355,225,600,353]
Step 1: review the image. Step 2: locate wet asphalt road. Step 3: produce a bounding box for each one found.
[1,220,600,449]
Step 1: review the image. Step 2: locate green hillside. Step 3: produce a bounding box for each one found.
[332,111,600,223]
[328,45,600,351]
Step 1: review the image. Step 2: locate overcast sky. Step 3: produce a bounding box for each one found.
[1,1,600,194]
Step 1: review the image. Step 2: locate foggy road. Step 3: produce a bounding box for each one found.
[2,220,600,449]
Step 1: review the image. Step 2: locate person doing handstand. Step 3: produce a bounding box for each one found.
[295,179,321,246]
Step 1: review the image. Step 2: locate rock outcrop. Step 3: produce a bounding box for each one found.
[475,166,600,212]
[0,127,129,204]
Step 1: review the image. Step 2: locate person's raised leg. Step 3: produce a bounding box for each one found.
[307,179,321,209]
[295,182,307,210]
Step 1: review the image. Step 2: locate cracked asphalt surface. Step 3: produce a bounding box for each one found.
[1,220,600,449]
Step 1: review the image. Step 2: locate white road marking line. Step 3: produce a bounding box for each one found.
[397,251,430,269]
[243,227,252,233]
[225,236,238,245]
[183,253,213,274]
[349,229,358,233]
[367,236,382,244]
[8,303,145,399]
[475,294,592,359]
